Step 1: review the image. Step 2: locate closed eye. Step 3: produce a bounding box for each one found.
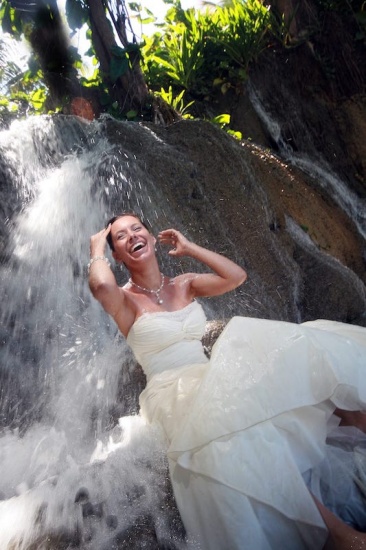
[116,225,142,240]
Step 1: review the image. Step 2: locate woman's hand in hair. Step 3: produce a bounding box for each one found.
[90,224,111,257]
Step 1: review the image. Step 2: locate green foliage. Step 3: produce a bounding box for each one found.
[110,45,130,82]
[108,42,143,95]
[0,26,50,121]
[212,0,271,71]
[0,0,280,125]
[149,8,213,90]
[0,0,364,129]
[141,0,273,99]
[211,113,242,140]
[1,1,22,38]
[65,0,90,31]
[155,85,194,117]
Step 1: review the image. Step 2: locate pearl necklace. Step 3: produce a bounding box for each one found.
[129,274,165,304]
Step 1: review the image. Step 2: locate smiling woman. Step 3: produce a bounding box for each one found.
[88,212,366,550]
[88,211,246,335]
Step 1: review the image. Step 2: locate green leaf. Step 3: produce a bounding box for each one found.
[30,87,46,110]
[126,109,138,119]
[110,56,129,82]
[212,113,230,124]
[1,3,13,34]
[111,45,128,58]
[227,129,242,140]
[139,16,156,25]
[1,2,22,36]
[66,0,89,31]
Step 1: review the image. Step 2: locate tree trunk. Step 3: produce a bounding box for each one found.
[28,3,80,110]
[87,0,149,113]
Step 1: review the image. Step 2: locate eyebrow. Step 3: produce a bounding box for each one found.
[115,223,141,236]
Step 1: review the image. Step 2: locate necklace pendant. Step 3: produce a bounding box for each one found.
[129,274,165,304]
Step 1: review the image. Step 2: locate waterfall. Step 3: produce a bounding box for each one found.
[247,83,366,240]
[0,110,365,548]
[0,116,185,549]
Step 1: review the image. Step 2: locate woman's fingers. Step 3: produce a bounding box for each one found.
[90,225,111,255]
[158,229,189,256]
[91,224,111,240]
[158,229,181,245]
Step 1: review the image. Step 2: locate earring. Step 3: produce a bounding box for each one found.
[116,262,124,272]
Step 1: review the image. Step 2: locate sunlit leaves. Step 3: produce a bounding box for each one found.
[141,0,272,102]
[146,8,214,90]
[29,86,47,110]
[211,113,242,139]
[156,85,194,117]
[1,1,22,37]
[213,0,271,69]
[0,0,363,126]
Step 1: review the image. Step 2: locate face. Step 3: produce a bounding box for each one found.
[110,215,156,266]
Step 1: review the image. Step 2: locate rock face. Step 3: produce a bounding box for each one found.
[101,116,365,326]
[203,2,366,325]
[231,3,366,196]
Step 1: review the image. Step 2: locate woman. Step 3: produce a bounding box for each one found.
[89,212,366,549]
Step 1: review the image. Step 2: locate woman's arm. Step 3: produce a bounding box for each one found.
[158,229,247,298]
[88,226,125,317]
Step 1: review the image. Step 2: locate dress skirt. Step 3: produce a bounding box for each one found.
[138,315,366,549]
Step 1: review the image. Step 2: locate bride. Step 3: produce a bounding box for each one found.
[89,212,366,549]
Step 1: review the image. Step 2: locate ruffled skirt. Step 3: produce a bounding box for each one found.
[139,317,366,549]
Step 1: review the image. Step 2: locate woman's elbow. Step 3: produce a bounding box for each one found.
[234,267,247,288]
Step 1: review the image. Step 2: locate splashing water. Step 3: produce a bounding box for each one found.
[0,116,185,549]
[2,109,364,548]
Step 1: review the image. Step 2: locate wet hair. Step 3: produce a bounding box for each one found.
[106,211,150,251]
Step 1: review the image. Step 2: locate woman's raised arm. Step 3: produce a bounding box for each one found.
[158,228,247,298]
[88,225,125,317]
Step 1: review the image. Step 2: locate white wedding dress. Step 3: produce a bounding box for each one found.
[127,301,366,549]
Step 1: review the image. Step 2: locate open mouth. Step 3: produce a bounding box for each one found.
[131,242,145,253]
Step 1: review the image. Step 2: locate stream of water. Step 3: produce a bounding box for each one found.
[0,110,364,549]
[248,83,366,239]
[0,116,185,549]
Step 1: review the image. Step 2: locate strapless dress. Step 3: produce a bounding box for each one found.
[127,301,366,549]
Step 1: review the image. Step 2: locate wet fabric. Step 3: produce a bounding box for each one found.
[127,301,366,549]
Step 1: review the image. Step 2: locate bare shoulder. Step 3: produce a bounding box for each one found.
[169,272,199,286]
[167,272,202,300]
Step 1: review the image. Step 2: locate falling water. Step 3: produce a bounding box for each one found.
[1,109,364,548]
[0,116,185,549]
[247,84,366,239]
